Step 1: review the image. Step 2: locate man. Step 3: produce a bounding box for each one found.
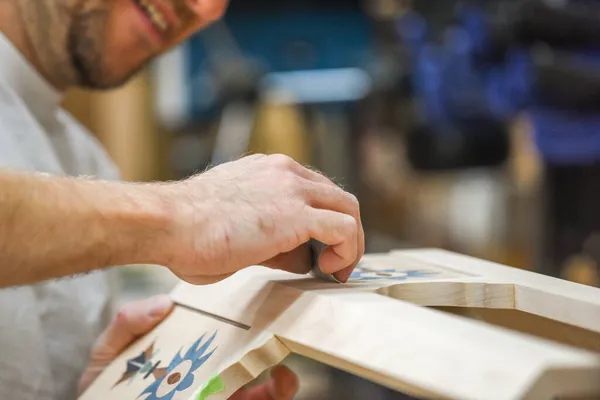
[0,0,364,399]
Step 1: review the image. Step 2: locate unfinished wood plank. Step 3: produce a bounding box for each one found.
[84,249,600,400]
[435,308,600,353]
[397,249,600,333]
[171,263,600,400]
[377,281,516,308]
[79,306,289,400]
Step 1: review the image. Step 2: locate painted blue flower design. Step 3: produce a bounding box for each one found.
[350,268,437,281]
[139,331,217,400]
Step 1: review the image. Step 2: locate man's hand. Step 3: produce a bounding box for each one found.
[229,366,299,400]
[78,295,299,400]
[156,154,364,284]
[78,295,176,394]
[0,155,362,288]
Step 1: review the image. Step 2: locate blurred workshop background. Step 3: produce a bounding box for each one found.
[62,0,600,398]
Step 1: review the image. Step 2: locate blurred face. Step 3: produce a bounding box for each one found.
[15,0,228,89]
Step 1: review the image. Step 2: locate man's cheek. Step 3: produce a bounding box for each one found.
[182,0,228,25]
[201,0,228,22]
[159,0,229,51]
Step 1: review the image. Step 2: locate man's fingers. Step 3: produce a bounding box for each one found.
[262,245,311,275]
[267,153,335,187]
[303,181,358,215]
[300,181,364,282]
[335,198,365,283]
[94,295,174,357]
[229,365,299,400]
[304,182,364,270]
[333,262,357,283]
[238,154,365,282]
[293,163,337,187]
[305,208,358,275]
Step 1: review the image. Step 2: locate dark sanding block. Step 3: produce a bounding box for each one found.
[308,239,342,283]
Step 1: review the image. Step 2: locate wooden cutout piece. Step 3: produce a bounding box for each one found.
[169,250,600,400]
[79,306,290,400]
[395,250,600,334]
[436,307,600,353]
[82,249,600,400]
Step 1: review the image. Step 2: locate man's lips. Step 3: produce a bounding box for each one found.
[132,0,182,41]
[153,0,181,31]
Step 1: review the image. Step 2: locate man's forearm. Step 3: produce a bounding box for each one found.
[0,170,172,288]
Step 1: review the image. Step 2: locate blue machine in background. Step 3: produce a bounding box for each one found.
[182,0,375,122]
[397,0,600,167]
[396,0,600,281]
[158,0,377,171]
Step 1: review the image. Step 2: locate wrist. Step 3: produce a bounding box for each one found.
[94,181,177,267]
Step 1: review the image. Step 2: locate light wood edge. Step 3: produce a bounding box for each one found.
[277,337,449,400]
[171,274,600,400]
[283,338,600,400]
[187,335,291,400]
[522,366,600,400]
[396,249,600,303]
[265,291,600,400]
[395,250,600,333]
[377,281,516,308]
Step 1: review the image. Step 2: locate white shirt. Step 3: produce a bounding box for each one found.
[0,33,120,400]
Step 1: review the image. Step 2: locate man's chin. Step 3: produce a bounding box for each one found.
[75,64,146,91]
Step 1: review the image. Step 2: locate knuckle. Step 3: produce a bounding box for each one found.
[348,193,360,208]
[332,187,359,209]
[269,153,296,169]
[282,172,304,194]
[341,214,358,232]
[329,214,357,243]
[289,199,309,219]
[243,153,264,160]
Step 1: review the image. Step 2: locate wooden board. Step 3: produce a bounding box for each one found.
[80,249,600,400]
[80,306,289,400]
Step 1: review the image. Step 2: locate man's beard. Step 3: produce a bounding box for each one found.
[67,7,145,89]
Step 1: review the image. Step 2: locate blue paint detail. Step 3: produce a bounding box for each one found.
[139,331,218,400]
[350,268,437,282]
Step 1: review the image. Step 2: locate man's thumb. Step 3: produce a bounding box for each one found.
[101,295,174,356]
[79,295,174,395]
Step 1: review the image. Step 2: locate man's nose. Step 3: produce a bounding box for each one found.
[186,0,227,22]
